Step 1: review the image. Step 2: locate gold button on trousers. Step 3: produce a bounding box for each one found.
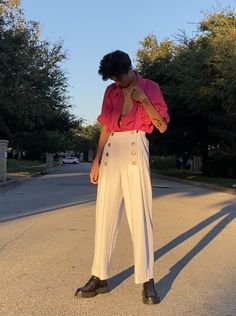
[91,131,154,284]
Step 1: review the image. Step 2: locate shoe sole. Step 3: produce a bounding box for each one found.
[75,286,110,298]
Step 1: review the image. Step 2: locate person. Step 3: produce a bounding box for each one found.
[75,50,170,305]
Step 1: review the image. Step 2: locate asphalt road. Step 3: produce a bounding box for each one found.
[0,163,236,315]
[0,163,97,222]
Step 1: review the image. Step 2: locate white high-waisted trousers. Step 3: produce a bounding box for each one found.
[91,130,154,284]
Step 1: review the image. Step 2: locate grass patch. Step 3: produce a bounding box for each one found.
[7,159,46,176]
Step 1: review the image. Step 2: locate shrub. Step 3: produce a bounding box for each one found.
[203,151,236,178]
[150,156,176,169]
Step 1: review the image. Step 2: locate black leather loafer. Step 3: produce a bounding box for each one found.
[75,275,110,298]
[142,278,160,304]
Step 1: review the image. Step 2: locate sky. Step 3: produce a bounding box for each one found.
[21,0,236,125]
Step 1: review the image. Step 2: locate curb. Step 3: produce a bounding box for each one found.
[0,167,56,188]
[0,171,46,188]
[151,173,236,196]
[0,175,32,187]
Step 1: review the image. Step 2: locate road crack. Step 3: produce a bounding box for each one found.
[0,223,35,254]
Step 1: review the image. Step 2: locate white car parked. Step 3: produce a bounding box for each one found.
[62,157,80,164]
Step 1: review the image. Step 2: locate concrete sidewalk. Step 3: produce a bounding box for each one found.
[0,178,236,315]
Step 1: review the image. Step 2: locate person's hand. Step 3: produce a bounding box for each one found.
[90,160,100,184]
[130,86,147,102]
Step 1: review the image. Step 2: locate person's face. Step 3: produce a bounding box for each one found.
[110,69,133,88]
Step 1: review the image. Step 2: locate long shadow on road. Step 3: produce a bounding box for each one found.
[109,202,236,302]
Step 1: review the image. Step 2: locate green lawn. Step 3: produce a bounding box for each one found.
[152,168,236,189]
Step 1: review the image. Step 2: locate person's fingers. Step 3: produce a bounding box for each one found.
[90,172,99,184]
[90,176,97,184]
[89,173,94,183]
[93,173,99,183]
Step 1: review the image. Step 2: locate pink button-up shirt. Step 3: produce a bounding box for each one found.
[97,72,170,133]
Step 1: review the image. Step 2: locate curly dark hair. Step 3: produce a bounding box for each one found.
[98,50,132,80]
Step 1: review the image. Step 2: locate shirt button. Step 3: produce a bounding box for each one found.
[111,132,114,136]
[132,161,137,165]
[132,151,136,155]
[106,153,109,157]
[131,142,136,146]
[104,162,108,166]
[108,143,111,147]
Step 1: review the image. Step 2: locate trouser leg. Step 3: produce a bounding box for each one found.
[121,132,154,284]
[91,143,123,280]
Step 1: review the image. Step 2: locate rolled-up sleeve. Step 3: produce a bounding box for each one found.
[145,81,170,124]
[97,86,112,130]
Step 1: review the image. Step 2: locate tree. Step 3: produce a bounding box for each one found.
[72,123,102,160]
[136,9,236,176]
[0,1,83,159]
[0,0,20,13]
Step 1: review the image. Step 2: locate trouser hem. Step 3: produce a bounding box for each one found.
[91,270,109,281]
[134,278,153,284]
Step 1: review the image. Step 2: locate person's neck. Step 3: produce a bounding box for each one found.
[124,71,137,90]
[130,70,137,85]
